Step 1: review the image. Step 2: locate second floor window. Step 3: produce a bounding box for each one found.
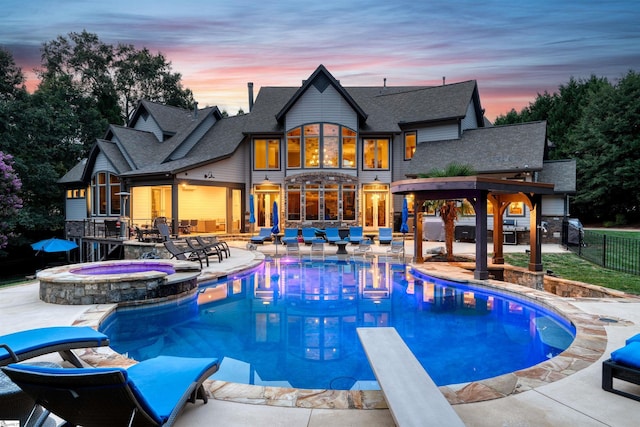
[255,139,280,169]
[91,172,120,216]
[404,131,416,160]
[287,123,357,169]
[363,138,390,169]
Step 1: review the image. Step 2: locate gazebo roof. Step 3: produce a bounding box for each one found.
[391,176,555,199]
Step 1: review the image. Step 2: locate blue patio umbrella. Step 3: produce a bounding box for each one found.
[31,238,78,254]
[271,201,280,235]
[249,194,256,235]
[249,194,256,224]
[400,198,409,257]
[400,198,409,234]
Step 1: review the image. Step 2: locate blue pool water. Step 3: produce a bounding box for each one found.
[101,257,575,390]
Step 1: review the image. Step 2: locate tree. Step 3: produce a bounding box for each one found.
[0,152,22,251]
[40,30,194,124]
[571,71,640,223]
[419,163,476,261]
[0,47,26,101]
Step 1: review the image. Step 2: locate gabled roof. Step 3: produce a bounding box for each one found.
[406,121,548,177]
[58,159,87,184]
[275,65,367,123]
[129,100,195,135]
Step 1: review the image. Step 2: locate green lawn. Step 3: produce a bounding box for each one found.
[504,252,640,295]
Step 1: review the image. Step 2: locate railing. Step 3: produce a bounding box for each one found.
[566,230,640,276]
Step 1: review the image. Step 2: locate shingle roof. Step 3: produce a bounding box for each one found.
[406,121,548,176]
[538,159,576,193]
[58,158,87,184]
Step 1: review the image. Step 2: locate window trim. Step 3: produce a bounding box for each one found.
[254,138,281,170]
[404,131,416,160]
[286,123,357,170]
[362,138,390,170]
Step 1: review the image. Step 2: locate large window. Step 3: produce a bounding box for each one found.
[91,172,120,216]
[255,139,280,169]
[404,131,416,160]
[287,185,301,220]
[363,138,389,169]
[286,123,356,169]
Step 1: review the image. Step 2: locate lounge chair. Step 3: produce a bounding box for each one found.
[186,237,222,263]
[0,326,109,368]
[387,240,404,256]
[164,240,206,268]
[281,228,299,245]
[301,228,317,245]
[602,340,640,401]
[2,355,219,427]
[251,227,273,244]
[196,235,230,258]
[311,240,325,256]
[324,227,342,244]
[348,226,364,244]
[286,240,300,256]
[378,227,393,245]
[353,238,373,254]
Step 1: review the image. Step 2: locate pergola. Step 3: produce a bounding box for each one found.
[391,176,555,280]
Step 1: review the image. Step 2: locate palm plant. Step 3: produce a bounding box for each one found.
[419,163,476,261]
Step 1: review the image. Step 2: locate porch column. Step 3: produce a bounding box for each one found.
[489,195,504,264]
[528,194,543,272]
[474,190,489,280]
[171,181,179,234]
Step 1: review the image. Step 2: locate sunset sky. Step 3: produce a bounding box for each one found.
[2,0,639,121]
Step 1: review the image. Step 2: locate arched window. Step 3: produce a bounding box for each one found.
[286,123,357,169]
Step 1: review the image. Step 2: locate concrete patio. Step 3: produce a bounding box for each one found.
[2,240,640,426]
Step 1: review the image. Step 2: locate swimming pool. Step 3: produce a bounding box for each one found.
[101,257,575,390]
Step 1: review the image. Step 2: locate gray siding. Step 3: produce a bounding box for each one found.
[65,198,87,220]
[286,85,358,130]
[461,101,478,131]
[133,114,163,141]
[418,124,459,142]
[93,152,117,174]
[542,196,566,216]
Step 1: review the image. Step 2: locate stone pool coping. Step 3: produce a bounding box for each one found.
[69,257,636,410]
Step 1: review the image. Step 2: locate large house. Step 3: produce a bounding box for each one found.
[60,65,575,244]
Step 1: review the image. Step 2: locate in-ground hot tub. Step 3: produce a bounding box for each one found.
[38,260,201,305]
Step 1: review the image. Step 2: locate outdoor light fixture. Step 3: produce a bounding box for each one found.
[264,175,270,181]
[373,175,380,181]
[204,171,214,179]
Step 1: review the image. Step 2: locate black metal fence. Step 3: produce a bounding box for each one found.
[565,229,640,276]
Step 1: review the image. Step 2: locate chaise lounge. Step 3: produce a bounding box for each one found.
[2,355,220,427]
[378,227,393,245]
[602,335,640,401]
[324,227,342,244]
[251,227,273,244]
[1,326,110,368]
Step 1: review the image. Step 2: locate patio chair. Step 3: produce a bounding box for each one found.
[348,226,364,244]
[157,223,178,241]
[301,228,317,245]
[251,227,273,244]
[164,240,206,268]
[281,228,299,245]
[186,237,223,263]
[1,326,110,368]
[104,220,120,238]
[286,240,300,256]
[311,240,325,257]
[602,340,640,401]
[196,235,230,258]
[324,227,341,244]
[1,355,220,427]
[378,227,393,245]
[353,238,373,254]
[387,240,404,256]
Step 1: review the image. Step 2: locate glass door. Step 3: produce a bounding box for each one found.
[363,185,388,229]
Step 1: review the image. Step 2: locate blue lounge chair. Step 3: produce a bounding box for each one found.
[324,227,341,244]
[348,226,364,244]
[602,340,640,401]
[378,227,393,245]
[251,227,273,244]
[281,228,299,245]
[301,227,317,245]
[0,326,110,368]
[2,355,219,427]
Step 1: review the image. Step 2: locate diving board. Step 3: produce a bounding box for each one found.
[357,327,465,427]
